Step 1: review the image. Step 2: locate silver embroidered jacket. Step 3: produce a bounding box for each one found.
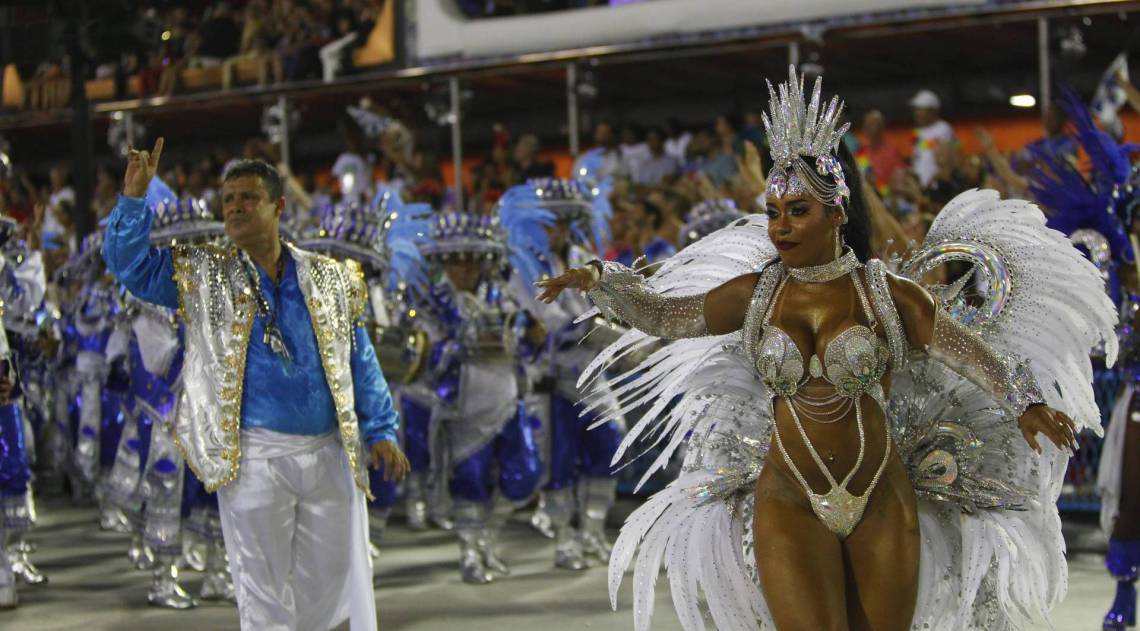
[171,242,371,492]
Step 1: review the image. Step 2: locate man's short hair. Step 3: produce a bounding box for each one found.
[222,159,284,200]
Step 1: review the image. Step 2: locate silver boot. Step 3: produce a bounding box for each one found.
[127,533,156,570]
[454,502,493,584]
[99,506,131,533]
[405,472,429,531]
[546,487,586,570]
[370,507,391,545]
[480,498,515,576]
[7,534,46,585]
[529,492,555,539]
[179,537,207,573]
[148,557,198,609]
[0,538,16,609]
[199,541,235,603]
[578,477,617,563]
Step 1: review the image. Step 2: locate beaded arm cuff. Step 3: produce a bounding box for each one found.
[926,308,1045,418]
[586,260,709,339]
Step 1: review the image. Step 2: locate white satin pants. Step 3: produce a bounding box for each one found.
[218,429,376,631]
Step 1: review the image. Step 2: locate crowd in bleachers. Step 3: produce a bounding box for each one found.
[8,72,1126,288]
[18,0,387,110]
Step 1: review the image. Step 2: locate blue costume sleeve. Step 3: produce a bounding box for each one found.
[102,195,179,310]
[352,323,400,446]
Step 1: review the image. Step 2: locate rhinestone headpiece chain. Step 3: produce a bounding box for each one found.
[763,66,851,208]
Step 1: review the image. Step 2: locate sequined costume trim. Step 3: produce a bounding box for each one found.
[587,260,709,339]
[170,243,372,497]
[927,308,1045,418]
[865,259,909,370]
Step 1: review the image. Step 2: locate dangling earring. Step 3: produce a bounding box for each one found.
[834,229,842,260]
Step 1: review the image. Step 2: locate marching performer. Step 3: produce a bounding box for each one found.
[103,140,408,630]
[298,185,431,547]
[504,177,626,570]
[0,212,47,607]
[413,194,548,583]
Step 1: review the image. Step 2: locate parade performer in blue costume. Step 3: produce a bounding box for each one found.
[504,177,627,570]
[1035,88,1140,631]
[69,231,129,530]
[105,189,235,608]
[414,197,547,584]
[0,211,47,608]
[298,185,431,550]
[103,139,408,631]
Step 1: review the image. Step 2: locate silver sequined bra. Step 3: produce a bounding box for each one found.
[743,261,906,538]
[758,325,890,407]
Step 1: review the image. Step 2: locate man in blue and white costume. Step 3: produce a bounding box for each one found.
[298,185,431,549]
[0,212,47,608]
[415,199,547,584]
[503,177,626,570]
[103,139,408,631]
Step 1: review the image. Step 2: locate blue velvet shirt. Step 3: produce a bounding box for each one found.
[102,195,399,446]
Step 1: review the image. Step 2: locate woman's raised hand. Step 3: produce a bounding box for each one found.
[534,266,600,304]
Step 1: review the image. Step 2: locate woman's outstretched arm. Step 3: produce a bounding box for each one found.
[534,262,758,338]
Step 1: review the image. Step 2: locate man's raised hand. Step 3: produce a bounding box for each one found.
[123,137,165,198]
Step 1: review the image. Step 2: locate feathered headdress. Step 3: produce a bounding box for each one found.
[502,176,611,254]
[763,65,851,207]
[495,186,556,288]
[1030,86,1137,279]
[299,185,431,294]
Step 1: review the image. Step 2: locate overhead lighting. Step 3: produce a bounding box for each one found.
[1010,94,1037,108]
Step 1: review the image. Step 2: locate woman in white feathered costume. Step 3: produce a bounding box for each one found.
[534,67,1116,631]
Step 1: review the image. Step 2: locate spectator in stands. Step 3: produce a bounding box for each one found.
[278,4,322,81]
[702,114,740,186]
[645,187,686,247]
[591,120,627,180]
[603,199,634,266]
[319,1,364,83]
[196,3,242,66]
[512,134,554,182]
[639,199,676,263]
[739,109,765,150]
[43,166,73,243]
[222,0,283,90]
[664,117,691,163]
[908,88,955,187]
[619,124,649,172]
[856,110,906,197]
[631,128,679,186]
[1024,104,1077,163]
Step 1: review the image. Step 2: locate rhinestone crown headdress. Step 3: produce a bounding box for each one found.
[763,65,851,207]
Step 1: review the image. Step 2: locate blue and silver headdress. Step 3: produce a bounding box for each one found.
[419,211,508,265]
[496,186,556,288]
[299,186,431,293]
[680,198,746,247]
[763,65,851,207]
[501,176,611,254]
[146,175,224,247]
[1030,86,1138,296]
